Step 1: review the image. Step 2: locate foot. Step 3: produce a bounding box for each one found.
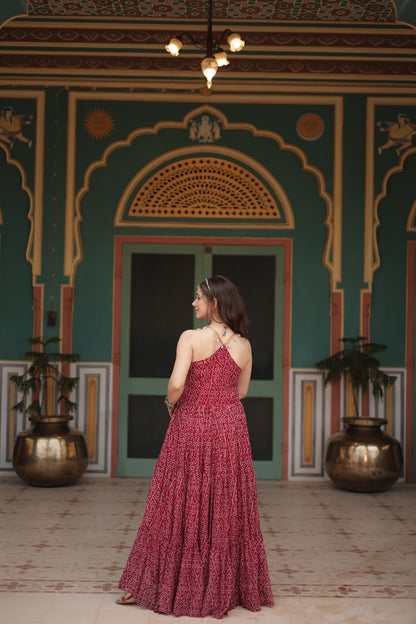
[115,593,136,605]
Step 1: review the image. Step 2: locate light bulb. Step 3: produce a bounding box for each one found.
[227,33,245,52]
[165,37,182,56]
[214,51,229,67]
[201,56,218,89]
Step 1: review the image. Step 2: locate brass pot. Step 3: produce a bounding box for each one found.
[324,417,403,493]
[13,415,89,487]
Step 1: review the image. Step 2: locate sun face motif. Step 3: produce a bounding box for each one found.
[83,108,115,139]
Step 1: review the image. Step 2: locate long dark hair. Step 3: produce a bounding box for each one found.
[199,275,249,338]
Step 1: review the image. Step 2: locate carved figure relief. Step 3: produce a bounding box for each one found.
[189,114,221,143]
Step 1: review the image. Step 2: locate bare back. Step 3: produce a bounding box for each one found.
[168,325,253,402]
[191,326,251,371]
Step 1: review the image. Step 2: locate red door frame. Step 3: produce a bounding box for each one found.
[111,235,293,478]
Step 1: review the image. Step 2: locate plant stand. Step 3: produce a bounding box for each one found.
[324,417,403,493]
[13,415,89,487]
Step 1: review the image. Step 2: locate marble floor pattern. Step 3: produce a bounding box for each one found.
[0,476,415,624]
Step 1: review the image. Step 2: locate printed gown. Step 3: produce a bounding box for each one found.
[119,341,274,619]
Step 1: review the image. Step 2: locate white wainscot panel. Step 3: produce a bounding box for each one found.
[369,369,405,449]
[0,362,28,470]
[289,370,331,479]
[72,363,113,475]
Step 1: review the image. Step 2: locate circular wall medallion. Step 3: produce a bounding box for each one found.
[296,113,324,141]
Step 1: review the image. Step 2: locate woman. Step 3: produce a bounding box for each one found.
[117,275,274,619]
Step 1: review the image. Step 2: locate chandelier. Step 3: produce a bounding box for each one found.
[164,0,245,90]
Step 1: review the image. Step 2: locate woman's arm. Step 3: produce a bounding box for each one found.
[166,330,193,414]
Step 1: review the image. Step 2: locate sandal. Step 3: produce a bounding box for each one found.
[115,593,136,605]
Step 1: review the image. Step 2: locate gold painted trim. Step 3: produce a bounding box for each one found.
[0,12,27,30]
[9,380,16,461]
[386,385,393,435]
[87,377,97,461]
[46,374,55,415]
[3,77,416,95]
[65,94,340,289]
[407,198,416,231]
[365,97,416,287]
[346,374,355,417]
[303,383,314,465]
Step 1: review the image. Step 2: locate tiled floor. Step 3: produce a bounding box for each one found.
[0,475,415,623]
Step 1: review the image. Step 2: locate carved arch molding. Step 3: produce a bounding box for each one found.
[73,103,335,287]
[117,151,294,230]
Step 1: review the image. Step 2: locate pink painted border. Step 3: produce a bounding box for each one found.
[32,285,43,340]
[61,286,74,379]
[111,236,293,479]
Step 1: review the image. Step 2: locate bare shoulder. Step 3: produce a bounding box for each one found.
[176,329,194,347]
[235,334,251,352]
[177,328,206,345]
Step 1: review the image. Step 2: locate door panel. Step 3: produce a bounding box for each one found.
[129,252,195,378]
[127,395,170,458]
[243,397,274,461]
[212,254,275,380]
[118,243,284,479]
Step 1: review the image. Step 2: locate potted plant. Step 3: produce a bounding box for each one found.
[316,336,403,492]
[10,336,89,487]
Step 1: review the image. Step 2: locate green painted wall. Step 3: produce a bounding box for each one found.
[0,151,32,358]
[72,100,331,364]
[1,90,413,371]
[1,87,415,478]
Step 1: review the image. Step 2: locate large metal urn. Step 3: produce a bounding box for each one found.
[324,417,403,493]
[13,415,89,487]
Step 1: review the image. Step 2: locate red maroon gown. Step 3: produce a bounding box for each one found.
[119,341,274,619]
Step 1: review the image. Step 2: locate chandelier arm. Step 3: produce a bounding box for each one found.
[216,28,232,49]
[181,32,206,51]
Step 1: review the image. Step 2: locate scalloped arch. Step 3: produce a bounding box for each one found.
[71,103,336,287]
[0,143,34,269]
[369,146,416,283]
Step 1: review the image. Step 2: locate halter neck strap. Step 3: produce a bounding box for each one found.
[207,325,235,345]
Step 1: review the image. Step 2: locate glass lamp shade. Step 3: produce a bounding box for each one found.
[165,37,183,56]
[214,51,229,67]
[201,56,218,88]
[227,33,245,52]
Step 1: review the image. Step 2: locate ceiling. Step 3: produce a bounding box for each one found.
[0,1,415,89]
[18,1,416,25]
